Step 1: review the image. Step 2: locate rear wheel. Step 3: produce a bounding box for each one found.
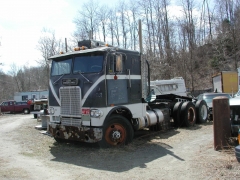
[99,115,134,148]
[172,102,183,127]
[180,102,196,127]
[195,100,208,124]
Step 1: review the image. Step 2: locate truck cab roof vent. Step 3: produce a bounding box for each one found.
[78,40,112,49]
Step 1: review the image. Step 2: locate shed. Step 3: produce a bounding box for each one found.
[14,90,48,102]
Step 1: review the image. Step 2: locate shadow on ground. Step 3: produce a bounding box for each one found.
[50,128,184,172]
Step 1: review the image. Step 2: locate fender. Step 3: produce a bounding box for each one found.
[103,106,133,125]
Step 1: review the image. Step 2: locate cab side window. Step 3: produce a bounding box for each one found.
[3,102,8,106]
[108,54,125,74]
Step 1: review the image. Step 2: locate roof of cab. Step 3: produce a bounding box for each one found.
[49,46,140,60]
[49,46,111,60]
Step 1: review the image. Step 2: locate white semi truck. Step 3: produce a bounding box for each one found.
[150,77,187,96]
[47,23,208,147]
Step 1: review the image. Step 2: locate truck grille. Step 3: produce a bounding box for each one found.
[61,117,81,126]
[60,86,81,117]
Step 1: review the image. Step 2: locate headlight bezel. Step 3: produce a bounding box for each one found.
[90,109,103,118]
[49,107,55,115]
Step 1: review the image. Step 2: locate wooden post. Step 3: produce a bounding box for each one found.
[213,96,231,150]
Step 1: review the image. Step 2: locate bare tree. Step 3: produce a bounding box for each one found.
[37,28,63,87]
[74,0,100,40]
[114,8,121,46]
[107,9,116,45]
[180,0,198,92]
[128,1,140,50]
[0,71,15,102]
[161,0,172,66]
[9,64,22,92]
[200,0,213,43]
[118,1,129,48]
[97,6,110,42]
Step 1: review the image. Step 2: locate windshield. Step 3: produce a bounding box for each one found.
[203,94,231,103]
[73,55,103,73]
[51,59,72,76]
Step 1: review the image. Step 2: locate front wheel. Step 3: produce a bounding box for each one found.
[99,115,134,148]
[54,137,65,143]
[23,108,30,114]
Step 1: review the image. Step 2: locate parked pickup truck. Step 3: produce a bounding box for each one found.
[0,100,33,114]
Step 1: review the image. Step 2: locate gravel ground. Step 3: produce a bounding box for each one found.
[0,114,240,180]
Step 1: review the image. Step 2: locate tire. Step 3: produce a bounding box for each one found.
[209,114,213,121]
[195,100,208,124]
[172,102,183,127]
[34,114,38,119]
[54,137,65,143]
[98,115,134,148]
[180,101,196,127]
[23,109,30,114]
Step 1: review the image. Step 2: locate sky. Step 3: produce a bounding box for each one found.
[0,0,114,73]
[0,0,199,74]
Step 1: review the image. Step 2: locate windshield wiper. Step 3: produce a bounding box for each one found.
[77,71,92,83]
[53,74,65,85]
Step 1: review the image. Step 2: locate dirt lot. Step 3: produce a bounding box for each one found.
[0,114,240,180]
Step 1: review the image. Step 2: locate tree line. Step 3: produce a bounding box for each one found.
[1,0,240,102]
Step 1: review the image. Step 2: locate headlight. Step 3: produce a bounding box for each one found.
[90,109,103,118]
[49,107,55,115]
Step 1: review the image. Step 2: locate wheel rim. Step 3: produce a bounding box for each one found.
[105,123,127,146]
[187,107,196,123]
[200,105,208,120]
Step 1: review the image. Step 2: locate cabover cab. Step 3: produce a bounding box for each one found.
[48,40,148,146]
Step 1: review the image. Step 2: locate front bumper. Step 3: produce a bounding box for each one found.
[48,123,103,143]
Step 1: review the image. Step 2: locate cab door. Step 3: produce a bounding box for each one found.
[106,53,128,105]
[8,101,15,112]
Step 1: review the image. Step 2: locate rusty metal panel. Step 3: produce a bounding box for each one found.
[213,96,231,150]
[48,123,102,143]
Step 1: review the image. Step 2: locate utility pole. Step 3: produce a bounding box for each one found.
[0,36,2,66]
[65,38,67,52]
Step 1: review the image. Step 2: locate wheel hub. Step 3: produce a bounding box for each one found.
[112,130,121,140]
[105,123,126,145]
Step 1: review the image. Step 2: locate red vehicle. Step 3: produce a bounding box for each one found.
[0,100,33,114]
